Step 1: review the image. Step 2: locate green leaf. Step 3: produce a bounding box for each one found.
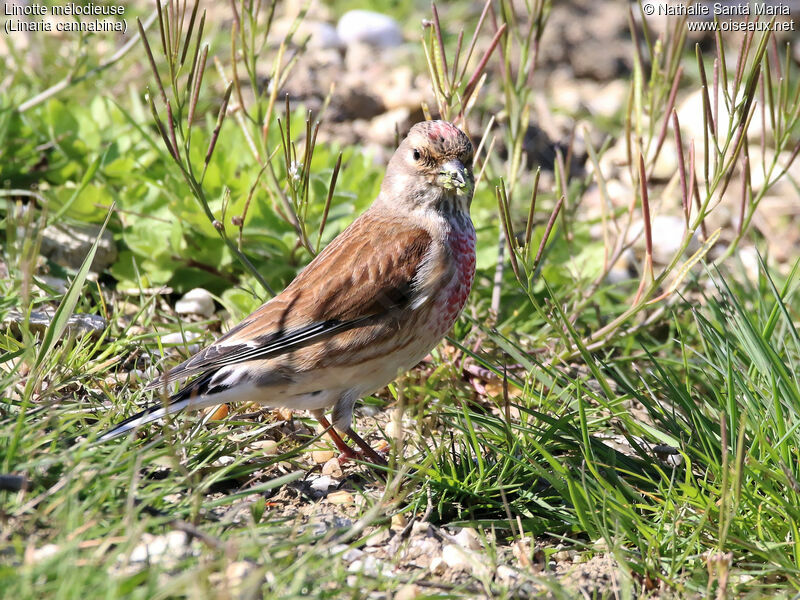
[49,150,108,223]
[34,204,115,370]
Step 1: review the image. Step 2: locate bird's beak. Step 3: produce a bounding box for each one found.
[438,159,471,193]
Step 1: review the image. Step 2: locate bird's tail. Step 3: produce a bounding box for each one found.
[97,373,219,442]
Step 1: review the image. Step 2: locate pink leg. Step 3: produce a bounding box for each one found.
[313,412,387,466]
[345,427,388,466]
[313,413,359,462]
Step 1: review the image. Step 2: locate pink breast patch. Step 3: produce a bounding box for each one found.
[431,224,476,337]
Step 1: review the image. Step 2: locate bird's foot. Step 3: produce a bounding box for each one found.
[344,427,388,467]
[313,413,387,467]
[336,445,388,467]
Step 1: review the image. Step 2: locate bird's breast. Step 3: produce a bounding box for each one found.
[428,217,476,338]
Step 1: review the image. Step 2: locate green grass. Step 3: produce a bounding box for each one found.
[3,250,798,598]
[3,0,800,597]
[403,258,800,595]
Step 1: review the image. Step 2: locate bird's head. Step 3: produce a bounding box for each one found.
[379,120,475,216]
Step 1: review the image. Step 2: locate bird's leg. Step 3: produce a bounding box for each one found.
[331,393,388,466]
[344,426,388,466]
[311,409,387,467]
[311,411,359,462]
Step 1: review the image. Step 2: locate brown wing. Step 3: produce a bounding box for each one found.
[145,211,433,389]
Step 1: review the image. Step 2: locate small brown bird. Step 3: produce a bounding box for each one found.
[99,120,476,463]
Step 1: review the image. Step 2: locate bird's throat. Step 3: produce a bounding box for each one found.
[436,190,471,219]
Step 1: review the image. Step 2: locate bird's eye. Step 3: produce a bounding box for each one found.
[412,149,421,161]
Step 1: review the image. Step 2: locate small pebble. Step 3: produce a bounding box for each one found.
[337,10,403,47]
[453,527,482,551]
[511,539,533,569]
[347,555,387,576]
[390,513,407,531]
[385,419,404,439]
[411,521,434,537]
[321,458,343,478]
[312,450,335,464]
[394,583,421,600]
[37,276,68,294]
[160,331,201,346]
[442,544,470,571]
[365,529,390,547]
[341,547,364,563]
[251,440,278,455]
[496,565,518,584]
[429,556,446,575]
[28,544,59,563]
[118,301,140,316]
[175,288,215,318]
[553,549,574,562]
[225,561,255,588]
[442,544,490,578]
[593,538,609,552]
[129,531,188,564]
[327,490,354,505]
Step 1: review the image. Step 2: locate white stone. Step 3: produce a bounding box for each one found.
[410,537,440,557]
[627,215,700,264]
[677,88,766,145]
[347,555,388,576]
[212,455,235,467]
[410,521,434,537]
[453,528,482,551]
[337,10,403,47]
[159,330,202,346]
[429,556,446,575]
[496,565,518,584]
[224,561,256,588]
[442,544,490,578]
[553,549,574,562]
[129,531,188,564]
[650,138,679,181]
[365,529,390,547]
[735,245,760,281]
[273,18,343,49]
[587,80,628,118]
[341,547,364,563]
[30,544,60,562]
[175,288,215,318]
[441,544,470,571]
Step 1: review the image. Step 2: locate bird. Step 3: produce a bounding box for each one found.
[98,120,477,464]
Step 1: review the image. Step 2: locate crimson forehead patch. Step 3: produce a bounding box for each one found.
[426,121,462,141]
